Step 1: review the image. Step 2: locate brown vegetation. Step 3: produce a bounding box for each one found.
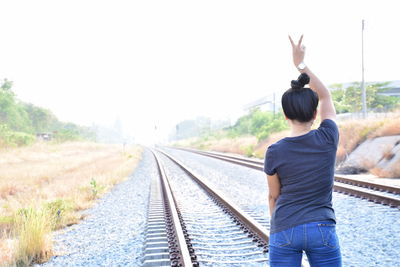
[0,142,142,266]
[369,157,400,178]
[335,119,384,162]
[335,116,400,177]
[174,136,259,157]
[368,118,400,138]
[253,130,291,158]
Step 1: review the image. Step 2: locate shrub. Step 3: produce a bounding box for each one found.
[0,124,35,147]
[7,131,35,146]
[52,129,82,142]
[228,109,288,141]
[13,207,52,265]
[89,179,105,200]
[44,199,74,230]
[243,145,255,157]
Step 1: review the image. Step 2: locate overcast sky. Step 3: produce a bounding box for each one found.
[0,0,399,143]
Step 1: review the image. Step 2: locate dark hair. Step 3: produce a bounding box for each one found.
[281,73,319,122]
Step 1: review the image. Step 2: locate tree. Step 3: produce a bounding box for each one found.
[23,103,58,132]
[1,79,13,91]
[0,79,33,132]
[0,78,95,146]
[331,82,400,113]
[228,108,288,140]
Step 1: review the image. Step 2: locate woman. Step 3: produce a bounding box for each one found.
[264,35,342,267]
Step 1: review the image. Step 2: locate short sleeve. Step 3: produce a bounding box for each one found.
[264,146,276,175]
[318,119,339,146]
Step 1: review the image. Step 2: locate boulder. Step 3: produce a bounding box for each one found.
[338,135,400,175]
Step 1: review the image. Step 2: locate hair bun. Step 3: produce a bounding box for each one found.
[298,73,310,86]
[291,73,310,90]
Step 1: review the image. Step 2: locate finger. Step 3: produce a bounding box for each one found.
[288,35,295,47]
[298,34,304,47]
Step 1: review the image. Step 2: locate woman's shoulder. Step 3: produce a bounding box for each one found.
[319,119,338,129]
[316,119,339,146]
[267,139,286,152]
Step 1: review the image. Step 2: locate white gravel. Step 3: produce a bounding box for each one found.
[163,148,400,267]
[39,149,155,267]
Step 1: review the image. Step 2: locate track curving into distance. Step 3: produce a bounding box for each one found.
[171,147,400,209]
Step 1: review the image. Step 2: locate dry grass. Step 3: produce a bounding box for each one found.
[336,115,400,168]
[206,136,258,156]
[253,130,291,158]
[336,119,384,162]
[368,118,400,138]
[13,208,53,265]
[369,167,391,178]
[175,136,259,156]
[0,142,142,266]
[382,145,395,161]
[369,159,400,178]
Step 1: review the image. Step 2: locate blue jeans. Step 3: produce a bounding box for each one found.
[269,221,342,267]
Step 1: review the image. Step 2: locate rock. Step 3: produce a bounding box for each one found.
[376,139,400,175]
[339,135,400,175]
[336,166,368,175]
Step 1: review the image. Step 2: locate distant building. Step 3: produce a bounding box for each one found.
[379,81,400,97]
[244,92,282,112]
[379,87,400,97]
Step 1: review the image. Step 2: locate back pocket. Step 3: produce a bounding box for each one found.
[269,228,293,247]
[317,223,339,249]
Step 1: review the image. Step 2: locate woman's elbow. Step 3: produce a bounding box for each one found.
[268,193,279,201]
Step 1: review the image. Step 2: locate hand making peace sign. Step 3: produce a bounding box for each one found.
[289,35,305,67]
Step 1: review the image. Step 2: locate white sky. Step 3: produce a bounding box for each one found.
[0,0,399,144]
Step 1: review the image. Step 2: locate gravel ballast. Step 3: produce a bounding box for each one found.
[158,152,269,266]
[39,149,155,267]
[37,147,400,266]
[163,148,400,267]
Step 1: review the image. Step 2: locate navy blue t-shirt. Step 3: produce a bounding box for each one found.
[264,119,339,234]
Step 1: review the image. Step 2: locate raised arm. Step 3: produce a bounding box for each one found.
[289,35,336,121]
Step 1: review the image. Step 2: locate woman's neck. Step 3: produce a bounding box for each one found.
[289,120,313,137]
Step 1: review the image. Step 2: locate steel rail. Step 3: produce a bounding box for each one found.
[170,147,400,208]
[150,150,193,266]
[333,182,400,207]
[333,175,400,195]
[158,149,269,243]
[157,149,311,267]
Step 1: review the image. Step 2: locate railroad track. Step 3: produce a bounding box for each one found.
[142,149,310,266]
[142,150,192,266]
[171,147,400,208]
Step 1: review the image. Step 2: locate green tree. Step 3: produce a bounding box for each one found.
[228,108,288,140]
[1,79,13,91]
[331,82,400,113]
[0,80,33,132]
[23,103,58,133]
[0,78,95,146]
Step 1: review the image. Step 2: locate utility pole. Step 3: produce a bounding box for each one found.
[361,19,367,118]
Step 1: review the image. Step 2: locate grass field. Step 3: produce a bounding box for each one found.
[0,142,142,266]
